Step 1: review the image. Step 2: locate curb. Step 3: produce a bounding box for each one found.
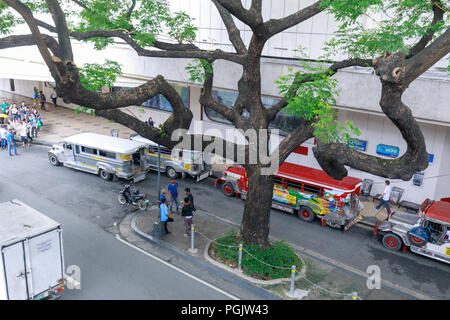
[129,209,282,300]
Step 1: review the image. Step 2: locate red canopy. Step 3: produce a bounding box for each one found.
[276,162,362,192]
[425,201,450,224]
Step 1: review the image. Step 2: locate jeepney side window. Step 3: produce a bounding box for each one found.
[286,179,303,191]
[99,150,116,159]
[160,147,172,155]
[65,143,72,150]
[273,177,283,186]
[303,183,320,195]
[81,146,98,155]
[75,145,80,154]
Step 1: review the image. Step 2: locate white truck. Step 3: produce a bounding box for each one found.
[0,200,65,300]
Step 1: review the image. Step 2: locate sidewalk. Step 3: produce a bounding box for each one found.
[0,90,136,145]
[126,206,414,300]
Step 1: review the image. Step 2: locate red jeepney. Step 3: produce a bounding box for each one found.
[215,162,364,230]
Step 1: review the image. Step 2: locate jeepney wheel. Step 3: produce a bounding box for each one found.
[49,154,60,166]
[137,199,147,211]
[222,182,235,197]
[408,233,427,247]
[298,206,315,223]
[166,166,178,179]
[382,233,403,251]
[99,169,112,181]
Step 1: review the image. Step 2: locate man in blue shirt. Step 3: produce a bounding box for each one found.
[7,128,18,157]
[167,179,179,213]
[160,198,172,234]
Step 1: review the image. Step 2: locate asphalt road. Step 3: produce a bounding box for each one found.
[1,145,448,299]
[0,146,234,300]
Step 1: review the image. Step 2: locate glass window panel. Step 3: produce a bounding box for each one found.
[112,85,189,112]
[204,89,301,136]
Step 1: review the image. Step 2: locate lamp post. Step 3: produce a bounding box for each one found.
[152,143,163,238]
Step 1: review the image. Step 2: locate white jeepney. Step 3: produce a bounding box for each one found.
[378,198,450,264]
[48,132,149,183]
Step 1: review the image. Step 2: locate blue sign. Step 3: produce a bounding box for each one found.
[347,138,367,152]
[376,144,399,158]
[429,154,434,164]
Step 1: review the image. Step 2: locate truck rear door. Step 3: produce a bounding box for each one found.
[27,229,64,297]
[2,242,28,300]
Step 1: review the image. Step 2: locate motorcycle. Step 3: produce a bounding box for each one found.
[118,182,149,211]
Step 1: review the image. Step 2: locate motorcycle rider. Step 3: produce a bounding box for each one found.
[122,181,135,203]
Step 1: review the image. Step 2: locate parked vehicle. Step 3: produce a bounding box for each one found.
[0,200,65,300]
[130,134,212,181]
[48,132,148,182]
[377,198,450,264]
[215,162,364,231]
[118,182,149,211]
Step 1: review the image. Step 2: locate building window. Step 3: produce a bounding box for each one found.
[112,85,189,112]
[203,89,301,135]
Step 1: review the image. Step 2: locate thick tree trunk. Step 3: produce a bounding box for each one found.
[240,165,274,248]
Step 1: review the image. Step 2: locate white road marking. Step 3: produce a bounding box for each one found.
[65,275,81,289]
[115,235,239,300]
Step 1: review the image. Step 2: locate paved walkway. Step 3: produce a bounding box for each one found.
[0,90,136,144]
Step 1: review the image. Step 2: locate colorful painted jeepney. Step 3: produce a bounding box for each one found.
[215,162,364,231]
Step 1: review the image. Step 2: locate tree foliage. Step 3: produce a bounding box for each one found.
[322,0,450,57]
[79,59,122,91]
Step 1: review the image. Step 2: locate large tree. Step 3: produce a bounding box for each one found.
[0,0,448,247]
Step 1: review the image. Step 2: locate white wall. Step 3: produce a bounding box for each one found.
[336,110,448,203]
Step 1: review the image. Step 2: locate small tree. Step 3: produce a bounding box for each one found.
[0,0,448,248]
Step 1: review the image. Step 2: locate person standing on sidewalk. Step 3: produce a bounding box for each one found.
[39,91,46,111]
[51,88,58,106]
[160,198,173,234]
[182,197,194,237]
[30,114,39,138]
[6,128,18,157]
[374,180,392,214]
[0,100,9,114]
[19,121,30,148]
[0,125,7,150]
[167,178,179,213]
[33,87,40,105]
[182,188,196,213]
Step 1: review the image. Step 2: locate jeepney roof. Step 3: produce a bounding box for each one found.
[131,134,202,153]
[275,162,362,192]
[0,200,60,247]
[65,132,146,154]
[131,134,159,147]
[425,201,450,224]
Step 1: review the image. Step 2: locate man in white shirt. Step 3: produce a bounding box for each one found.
[19,121,30,148]
[374,180,392,214]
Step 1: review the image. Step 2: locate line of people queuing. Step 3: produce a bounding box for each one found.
[1,100,44,156]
